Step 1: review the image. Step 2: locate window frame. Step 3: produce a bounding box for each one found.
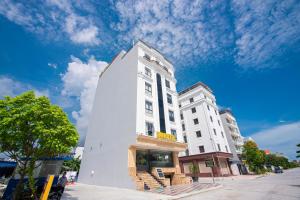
[145,82,152,95]
[196,130,202,137]
[169,110,175,122]
[145,121,154,136]
[167,93,173,104]
[165,79,170,89]
[193,118,199,125]
[191,107,196,113]
[145,100,153,114]
[199,145,205,153]
[145,67,152,77]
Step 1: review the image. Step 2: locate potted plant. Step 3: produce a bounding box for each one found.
[189,163,199,182]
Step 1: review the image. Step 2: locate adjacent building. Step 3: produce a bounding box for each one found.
[219,109,245,175]
[178,82,233,177]
[79,40,190,190]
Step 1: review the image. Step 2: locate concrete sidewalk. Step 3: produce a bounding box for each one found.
[61,182,221,200]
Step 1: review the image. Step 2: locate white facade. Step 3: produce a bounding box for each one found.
[178,83,231,156]
[219,110,244,175]
[219,110,244,154]
[78,40,183,188]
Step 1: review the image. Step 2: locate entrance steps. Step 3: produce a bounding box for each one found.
[137,171,164,190]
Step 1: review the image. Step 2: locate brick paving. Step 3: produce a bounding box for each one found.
[149,182,220,196]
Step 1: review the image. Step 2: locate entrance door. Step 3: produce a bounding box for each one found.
[136,150,150,171]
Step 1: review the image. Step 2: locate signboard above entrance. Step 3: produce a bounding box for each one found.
[156,132,176,142]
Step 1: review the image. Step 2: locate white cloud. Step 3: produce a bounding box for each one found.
[231,0,300,69]
[0,0,100,45]
[251,121,300,160]
[113,0,300,69]
[61,56,108,145]
[48,62,57,69]
[0,76,49,98]
[112,0,234,66]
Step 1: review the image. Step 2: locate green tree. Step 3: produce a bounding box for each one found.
[242,141,266,174]
[297,143,300,158]
[0,91,79,199]
[61,156,81,172]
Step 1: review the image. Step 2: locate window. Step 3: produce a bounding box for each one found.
[182,124,186,131]
[217,144,221,151]
[225,145,229,152]
[183,135,187,143]
[210,116,213,122]
[213,128,217,135]
[215,109,218,115]
[145,67,152,77]
[218,120,220,126]
[221,131,224,138]
[189,98,194,103]
[144,53,151,61]
[180,113,184,120]
[145,122,154,136]
[167,93,173,104]
[185,149,189,156]
[145,101,153,114]
[169,110,175,122]
[191,107,196,113]
[165,79,170,88]
[145,82,152,94]
[199,145,205,153]
[204,95,207,99]
[226,118,230,123]
[171,129,177,138]
[207,105,210,110]
[193,118,199,125]
[196,131,201,137]
[179,104,182,108]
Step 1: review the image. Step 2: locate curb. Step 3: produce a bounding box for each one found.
[164,184,223,200]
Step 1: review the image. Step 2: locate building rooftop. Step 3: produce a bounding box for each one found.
[219,109,233,115]
[178,82,213,96]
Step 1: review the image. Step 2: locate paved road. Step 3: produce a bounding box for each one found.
[180,168,300,200]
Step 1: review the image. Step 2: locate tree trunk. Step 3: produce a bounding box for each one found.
[13,170,26,200]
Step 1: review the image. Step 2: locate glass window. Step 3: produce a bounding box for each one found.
[145,122,154,136]
[185,149,189,156]
[210,116,213,122]
[218,120,221,126]
[213,128,217,135]
[215,109,218,115]
[145,67,152,77]
[180,113,184,120]
[179,104,182,108]
[221,131,224,138]
[196,131,201,137]
[171,129,177,138]
[217,144,221,151]
[169,110,175,122]
[225,145,229,152]
[182,123,185,131]
[165,79,170,88]
[191,107,196,113]
[199,145,205,153]
[144,54,151,61]
[183,135,187,143]
[145,82,152,94]
[189,98,194,103]
[149,151,174,168]
[145,100,153,114]
[207,105,210,110]
[167,93,172,104]
[193,118,199,125]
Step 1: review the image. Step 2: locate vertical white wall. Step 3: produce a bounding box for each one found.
[179,85,231,156]
[78,47,138,189]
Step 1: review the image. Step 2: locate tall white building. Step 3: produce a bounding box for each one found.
[178,82,233,177]
[79,40,190,190]
[219,109,245,175]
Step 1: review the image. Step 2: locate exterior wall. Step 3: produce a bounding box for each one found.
[179,85,231,156]
[135,43,182,142]
[220,111,244,175]
[78,46,139,189]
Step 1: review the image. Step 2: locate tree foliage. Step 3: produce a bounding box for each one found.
[242,141,266,174]
[0,91,79,199]
[61,156,81,172]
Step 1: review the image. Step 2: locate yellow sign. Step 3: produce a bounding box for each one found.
[40,175,54,200]
[157,132,176,142]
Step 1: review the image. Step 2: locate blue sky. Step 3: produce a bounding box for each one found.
[0,0,300,159]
